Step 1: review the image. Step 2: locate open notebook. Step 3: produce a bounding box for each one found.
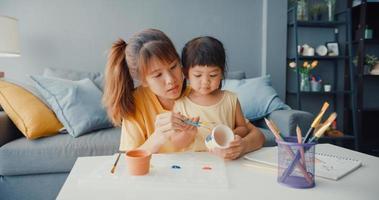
[244,144,362,181]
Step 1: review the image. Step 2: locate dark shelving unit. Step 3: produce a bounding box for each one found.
[288,56,348,60]
[288,21,347,27]
[286,2,358,150]
[287,90,352,95]
[350,0,379,155]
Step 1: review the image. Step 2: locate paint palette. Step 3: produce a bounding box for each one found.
[147,152,228,189]
[81,152,228,189]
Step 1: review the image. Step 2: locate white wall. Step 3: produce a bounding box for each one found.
[0,0,287,99]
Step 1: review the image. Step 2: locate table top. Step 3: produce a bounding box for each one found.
[57,144,379,200]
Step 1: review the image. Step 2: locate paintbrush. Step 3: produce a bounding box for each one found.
[183,119,216,129]
[308,112,337,143]
[303,102,329,143]
[110,152,121,174]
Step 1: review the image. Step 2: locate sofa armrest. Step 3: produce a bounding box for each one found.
[267,109,314,137]
[0,111,23,147]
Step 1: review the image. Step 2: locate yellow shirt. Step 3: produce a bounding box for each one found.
[119,86,190,152]
[173,90,238,151]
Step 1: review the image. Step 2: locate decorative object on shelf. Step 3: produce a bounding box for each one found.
[354,54,379,74]
[297,0,308,21]
[316,45,328,56]
[289,61,318,92]
[0,16,21,78]
[300,73,310,91]
[324,84,332,92]
[365,54,379,75]
[364,25,373,39]
[325,0,336,21]
[370,62,379,75]
[309,3,326,21]
[310,75,322,92]
[326,42,339,56]
[299,44,315,56]
[324,120,344,137]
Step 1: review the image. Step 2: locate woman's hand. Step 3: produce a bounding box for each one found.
[170,116,199,149]
[210,135,245,160]
[154,112,184,138]
[152,112,198,150]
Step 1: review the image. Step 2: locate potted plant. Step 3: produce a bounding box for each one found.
[353,54,379,74]
[309,3,326,21]
[365,54,379,75]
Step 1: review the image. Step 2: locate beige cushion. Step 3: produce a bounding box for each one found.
[0,80,63,139]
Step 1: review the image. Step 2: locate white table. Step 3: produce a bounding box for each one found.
[57,144,379,200]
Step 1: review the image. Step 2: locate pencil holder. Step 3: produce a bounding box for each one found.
[277,137,315,189]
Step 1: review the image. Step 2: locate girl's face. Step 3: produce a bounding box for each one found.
[143,58,184,100]
[188,65,222,95]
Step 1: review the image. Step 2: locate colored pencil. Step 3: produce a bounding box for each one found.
[296,125,305,166]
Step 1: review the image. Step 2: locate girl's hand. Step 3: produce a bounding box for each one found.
[170,117,199,149]
[209,135,245,160]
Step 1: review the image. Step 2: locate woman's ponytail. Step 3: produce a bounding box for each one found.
[103,39,135,126]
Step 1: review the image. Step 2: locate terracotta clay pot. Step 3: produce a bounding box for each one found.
[125,149,152,176]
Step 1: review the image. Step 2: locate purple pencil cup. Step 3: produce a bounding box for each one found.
[276,137,316,189]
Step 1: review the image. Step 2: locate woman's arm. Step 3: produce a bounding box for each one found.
[240,121,265,154]
[139,112,198,153]
[121,112,175,153]
[233,100,249,138]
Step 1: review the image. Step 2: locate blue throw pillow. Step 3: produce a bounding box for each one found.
[222,75,290,121]
[30,75,112,137]
[43,67,104,91]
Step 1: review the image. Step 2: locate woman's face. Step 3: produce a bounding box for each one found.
[143,58,184,100]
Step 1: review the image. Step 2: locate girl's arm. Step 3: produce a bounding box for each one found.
[233,100,249,137]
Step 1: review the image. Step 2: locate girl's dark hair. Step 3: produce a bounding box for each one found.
[103,29,181,126]
[181,36,227,82]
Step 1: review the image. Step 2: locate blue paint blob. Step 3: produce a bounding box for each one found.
[171,165,181,169]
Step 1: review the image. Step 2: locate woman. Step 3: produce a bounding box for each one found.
[103,29,264,159]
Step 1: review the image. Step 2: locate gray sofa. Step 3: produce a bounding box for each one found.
[0,108,313,200]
